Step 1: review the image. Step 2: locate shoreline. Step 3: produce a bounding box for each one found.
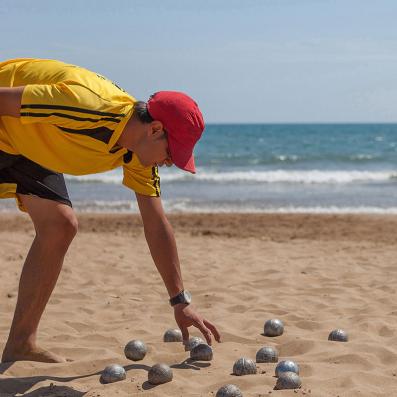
[3,212,397,243]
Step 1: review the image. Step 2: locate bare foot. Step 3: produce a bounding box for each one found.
[1,344,66,363]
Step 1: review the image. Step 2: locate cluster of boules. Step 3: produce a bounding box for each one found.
[100,321,349,394]
[262,319,302,391]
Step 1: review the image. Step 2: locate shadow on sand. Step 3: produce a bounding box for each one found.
[16,385,84,397]
[0,358,210,395]
[0,360,104,396]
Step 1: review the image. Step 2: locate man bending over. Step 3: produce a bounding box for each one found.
[0,58,220,363]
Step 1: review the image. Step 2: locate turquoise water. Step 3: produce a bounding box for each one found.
[157,123,397,213]
[2,123,397,213]
[196,124,397,170]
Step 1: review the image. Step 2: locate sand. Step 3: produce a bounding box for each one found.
[1,213,397,396]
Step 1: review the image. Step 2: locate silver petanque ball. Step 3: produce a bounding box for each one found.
[216,384,243,397]
[233,357,257,376]
[328,329,348,342]
[190,343,213,361]
[163,328,183,342]
[148,363,173,385]
[124,339,147,361]
[275,371,302,390]
[256,346,279,363]
[101,364,126,383]
[275,360,299,377]
[184,336,205,351]
[264,319,284,337]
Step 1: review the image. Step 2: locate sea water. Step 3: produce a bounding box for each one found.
[1,124,397,213]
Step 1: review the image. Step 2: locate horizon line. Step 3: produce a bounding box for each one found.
[205,121,397,125]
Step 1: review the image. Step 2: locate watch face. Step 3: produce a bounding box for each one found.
[183,290,192,304]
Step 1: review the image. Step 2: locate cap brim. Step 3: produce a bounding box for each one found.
[168,139,196,174]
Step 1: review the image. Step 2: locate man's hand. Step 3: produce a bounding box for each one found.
[135,194,221,345]
[173,304,221,346]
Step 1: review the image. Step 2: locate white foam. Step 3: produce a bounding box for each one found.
[66,174,122,184]
[188,170,397,184]
[2,197,397,214]
[72,200,139,212]
[67,200,397,214]
[66,169,397,184]
[161,203,397,214]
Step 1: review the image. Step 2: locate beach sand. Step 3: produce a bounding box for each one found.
[1,213,397,396]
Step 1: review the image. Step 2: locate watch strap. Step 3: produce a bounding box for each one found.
[169,290,191,306]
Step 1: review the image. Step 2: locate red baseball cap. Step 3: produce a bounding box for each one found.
[147,91,205,174]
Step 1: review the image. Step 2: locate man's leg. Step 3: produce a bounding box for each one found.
[1,194,78,363]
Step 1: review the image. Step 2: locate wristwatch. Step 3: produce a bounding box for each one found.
[169,290,192,306]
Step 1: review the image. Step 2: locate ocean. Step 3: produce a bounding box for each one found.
[2,123,397,213]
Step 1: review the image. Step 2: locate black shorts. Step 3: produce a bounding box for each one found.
[0,150,72,210]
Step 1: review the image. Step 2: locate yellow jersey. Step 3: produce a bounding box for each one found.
[0,58,160,197]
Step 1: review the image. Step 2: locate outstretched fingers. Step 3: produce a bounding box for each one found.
[203,319,221,342]
[179,325,190,344]
[194,320,214,345]
[174,305,221,346]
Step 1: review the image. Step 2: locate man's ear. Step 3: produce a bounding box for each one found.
[150,120,164,137]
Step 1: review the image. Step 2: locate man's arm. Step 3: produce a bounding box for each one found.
[136,192,183,298]
[0,86,24,117]
[135,192,221,345]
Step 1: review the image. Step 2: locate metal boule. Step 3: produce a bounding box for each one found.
[101,364,126,383]
[163,328,183,342]
[184,336,205,351]
[190,343,213,361]
[328,329,348,342]
[216,384,243,397]
[256,346,278,363]
[275,360,299,377]
[124,339,147,361]
[148,363,173,385]
[264,319,284,337]
[275,371,302,390]
[233,357,257,376]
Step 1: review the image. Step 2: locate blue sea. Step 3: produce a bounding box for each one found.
[2,124,397,213]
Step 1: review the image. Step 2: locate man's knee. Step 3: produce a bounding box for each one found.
[55,212,79,240]
[18,195,78,247]
[35,208,78,245]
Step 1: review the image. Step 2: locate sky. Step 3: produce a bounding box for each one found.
[1,0,397,123]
